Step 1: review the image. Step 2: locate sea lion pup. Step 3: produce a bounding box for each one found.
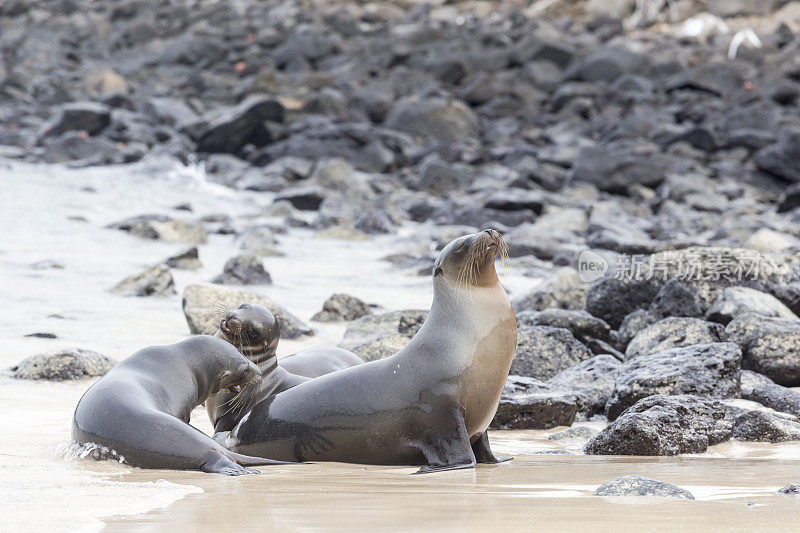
[72,336,292,475]
[208,303,363,433]
[223,229,517,473]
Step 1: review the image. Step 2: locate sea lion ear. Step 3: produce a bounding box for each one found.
[434,266,442,277]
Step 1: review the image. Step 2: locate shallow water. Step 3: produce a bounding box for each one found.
[2,159,800,532]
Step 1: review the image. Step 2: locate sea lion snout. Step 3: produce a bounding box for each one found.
[226,361,262,393]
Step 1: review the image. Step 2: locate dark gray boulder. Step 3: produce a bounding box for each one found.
[743,371,800,418]
[274,186,327,211]
[732,410,800,443]
[510,325,593,380]
[491,376,578,430]
[212,254,272,285]
[312,293,372,322]
[586,247,800,328]
[164,247,201,270]
[586,277,661,329]
[196,95,284,154]
[593,475,694,499]
[39,102,111,138]
[778,183,800,213]
[570,143,671,194]
[606,342,742,420]
[647,279,702,320]
[11,348,116,380]
[549,355,623,418]
[110,264,175,297]
[624,318,726,359]
[726,314,800,386]
[778,484,800,495]
[565,46,646,83]
[517,308,612,343]
[586,395,732,455]
[754,128,800,183]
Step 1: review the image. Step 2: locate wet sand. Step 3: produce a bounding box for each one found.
[3,159,800,532]
[103,429,800,532]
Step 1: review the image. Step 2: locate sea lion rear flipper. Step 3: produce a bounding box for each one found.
[472,431,512,464]
[413,405,476,475]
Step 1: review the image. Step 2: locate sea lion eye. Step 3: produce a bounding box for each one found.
[434,266,443,277]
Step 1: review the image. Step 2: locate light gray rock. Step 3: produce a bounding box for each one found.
[339,310,427,350]
[385,96,479,141]
[547,425,600,442]
[512,268,587,312]
[238,226,282,256]
[706,287,799,325]
[11,348,116,380]
[110,264,175,297]
[338,310,428,362]
[182,283,312,339]
[130,220,207,244]
[593,475,694,499]
[625,317,726,359]
[606,342,742,420]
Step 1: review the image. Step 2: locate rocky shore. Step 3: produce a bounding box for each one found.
[6,0,800,463]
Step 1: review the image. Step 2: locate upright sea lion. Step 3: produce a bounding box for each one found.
[72,336,291,475]
[208,303,363,433]
[223,229,517,473]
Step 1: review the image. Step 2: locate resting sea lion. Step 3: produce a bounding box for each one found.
[280,346,365,378]
[223,229,517,473]
[72,336,290,475]
[208,303,363,433]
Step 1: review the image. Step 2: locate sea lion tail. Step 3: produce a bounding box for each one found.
[228,451,298,466]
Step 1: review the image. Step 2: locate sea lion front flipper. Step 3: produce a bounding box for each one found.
[471,431,512,464]
[413,405,476,474]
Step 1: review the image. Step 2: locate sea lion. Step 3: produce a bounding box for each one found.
[280,346,365,378]
[223,229,517,473]
[72,335,290,475]
[208,303,363,433]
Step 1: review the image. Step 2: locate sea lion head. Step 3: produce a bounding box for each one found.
[218,303,280,357]
[433,229,506,288]
[213,342,263,395]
